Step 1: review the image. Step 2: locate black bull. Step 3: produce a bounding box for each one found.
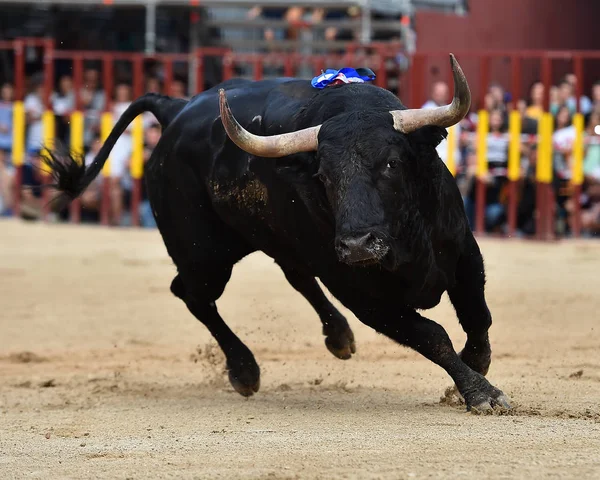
[45,55,510,412]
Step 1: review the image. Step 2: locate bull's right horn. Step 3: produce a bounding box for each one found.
[389,53,471,133]
[219,89,321,158]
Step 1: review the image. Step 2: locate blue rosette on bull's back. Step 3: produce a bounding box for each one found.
[311,67,376,89]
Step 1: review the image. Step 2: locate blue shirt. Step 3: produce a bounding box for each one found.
[0,102,12,150]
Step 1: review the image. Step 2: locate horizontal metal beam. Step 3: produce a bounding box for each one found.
[215,38,357,50]
[1,0,367,7]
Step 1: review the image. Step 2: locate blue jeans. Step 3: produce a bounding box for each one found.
[140,200,156,228]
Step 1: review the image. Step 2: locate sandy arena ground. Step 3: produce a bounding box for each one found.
[1,219,600,479]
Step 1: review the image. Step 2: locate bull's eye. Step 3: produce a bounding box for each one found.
[315,172,331,186]
[387,159,398,169]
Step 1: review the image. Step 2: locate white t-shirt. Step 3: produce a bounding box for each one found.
[553,125,576,180]
[24,93,43,152]
[113,102,133,134]
[421,99,461,165]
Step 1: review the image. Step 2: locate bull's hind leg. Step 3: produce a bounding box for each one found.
[447,232,492,376]
[149,156,259,396]
[278,265,356,359]
[171,259,260,397]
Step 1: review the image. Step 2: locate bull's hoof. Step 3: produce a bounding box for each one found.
[227,361,260,397]
[325,327,356,360]
[461,373,512,413]
[229,373,260,397]
[470,394,512,414]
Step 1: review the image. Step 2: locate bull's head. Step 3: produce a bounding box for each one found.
[219,54,470,270]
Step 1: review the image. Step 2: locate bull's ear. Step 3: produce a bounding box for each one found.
[407,125,448,148]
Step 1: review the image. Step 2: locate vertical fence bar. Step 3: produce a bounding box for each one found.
[571,113,585,238]
[511,55,522,106]
[475,110,489,235]
[507,110,522,236]
[284,55,294,77]
[253,56,263,81]
[69,54,84,223]
[133,55,144,99]
[541,56,552,112]
[574,55,583,114]
[409,54,425,108]
[163,58,173,95]
[103,55,114,112]
[13,40,25,103]
[41,39,55,222]
[479,56,490,109]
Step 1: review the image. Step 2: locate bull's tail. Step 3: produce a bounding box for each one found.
[43,93,187,206]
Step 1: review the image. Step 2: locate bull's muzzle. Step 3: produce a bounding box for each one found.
[335,233,390,266]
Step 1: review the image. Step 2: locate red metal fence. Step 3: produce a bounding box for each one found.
[3,37,600,239]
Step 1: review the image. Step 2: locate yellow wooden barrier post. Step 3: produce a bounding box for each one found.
[474,110,489,234]
[571,113,585,236]
[11,101,25,216]
[446,125,456,176]
[70,111,84,159]
[508,111,522,182]
[572,113,585,186]
[11,101,25,168]
[130,116,144,180]
[130,116,144,227]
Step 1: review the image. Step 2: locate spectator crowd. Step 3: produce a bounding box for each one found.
[1,60,600,237]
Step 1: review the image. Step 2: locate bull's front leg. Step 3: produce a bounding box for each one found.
[448,232,493,376]
[360,305,510,412]
[278,264,356,359]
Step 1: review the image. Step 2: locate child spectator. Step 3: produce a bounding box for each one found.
[0,83,14,215]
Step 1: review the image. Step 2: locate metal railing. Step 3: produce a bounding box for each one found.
[2,38,600,240]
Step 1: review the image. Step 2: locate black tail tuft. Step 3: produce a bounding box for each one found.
[40,144,88,208]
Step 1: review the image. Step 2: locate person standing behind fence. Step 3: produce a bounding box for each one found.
[24,76,44,158]
[52,75,75,146]
[0,83,14,215]
[109,83,133,226]
[478,108,509,232]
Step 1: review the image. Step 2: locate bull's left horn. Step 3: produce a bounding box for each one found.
[218,89,320,157]
[389,53,471,133]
